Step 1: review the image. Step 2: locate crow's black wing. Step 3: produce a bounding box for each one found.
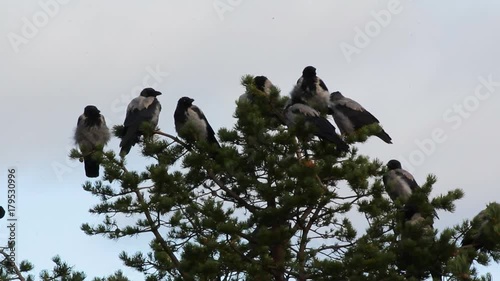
[306,116,349,152]
[191,105,220,147]
[334,99,380,130]
[394,169,420,191]
[124,98,160,127]
[120,98,160,156]
[318,78,329,92]
[77,115,84,126]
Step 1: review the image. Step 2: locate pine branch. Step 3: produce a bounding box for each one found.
[154,131,189,149]
[139,191,187,278]
[206,170,259,213]
[113,160,192,281]
[155,130,260,213]
[0,250,26,281]
[297,203,325,281]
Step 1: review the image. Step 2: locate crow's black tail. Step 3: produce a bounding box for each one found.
[335,139,350,153]
[212,139,221,149]
[120,145,132,157]
[205,134,221,159]
[209,139,221,160]
[119,125,140,156]
[403,202,419,223]
[311,117,350,153]
[376,129,392,144]
[84,154,100,178]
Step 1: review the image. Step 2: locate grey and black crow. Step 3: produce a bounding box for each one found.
[74,105,111,178]
[284,99,349,153]
[457,202,500,280]
[461,202,500,251]
[174,97,220,150]
[254,75,273,94]
[330,91,392,144]
[119,88,162,156]
[290,66,331,114]
[238,76,288,126]
[239,76,274,103]
[383,159,437,224]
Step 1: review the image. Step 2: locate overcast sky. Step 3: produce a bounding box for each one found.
[1,1,499,279]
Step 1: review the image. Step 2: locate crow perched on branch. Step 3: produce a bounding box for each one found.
[290,66,331,114]
[119,88,162,157]
[174,97,220,152]
[383,159,438,225]
[284,99,349,153]
[239,75,274,103]
[329,91,392,144]
[74,105,110,178]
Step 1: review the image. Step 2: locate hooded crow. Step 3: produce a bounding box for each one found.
[290,66,331,114]
[174,97,220,150]
[238,76,288,127]
[284,99,349,153]
[461,202,500,251]
[329,91,392,144]
[119,88,162,156]
[74,105,111,178]
[239,76,274,103]
[383,159,437,224]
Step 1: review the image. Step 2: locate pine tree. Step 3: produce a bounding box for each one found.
[2,76,499,280]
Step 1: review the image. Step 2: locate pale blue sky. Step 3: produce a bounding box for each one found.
[1,1,499,279]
